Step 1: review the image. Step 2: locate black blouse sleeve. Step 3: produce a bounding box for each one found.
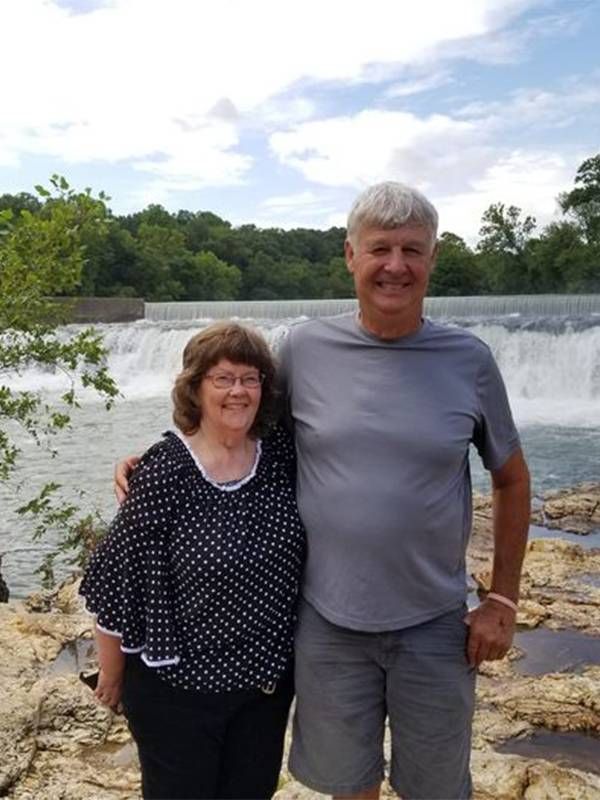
[79,438,186,665]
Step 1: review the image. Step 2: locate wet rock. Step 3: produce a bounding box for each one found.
[469,538,600,636]
[540,483,600,535]
[483,668,600,733]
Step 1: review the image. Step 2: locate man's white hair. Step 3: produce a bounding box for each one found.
[347,182,439,246]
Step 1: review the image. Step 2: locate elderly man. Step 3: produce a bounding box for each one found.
[115,182,530,800]
[279,182,530,800]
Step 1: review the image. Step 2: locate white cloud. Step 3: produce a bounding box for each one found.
[437,151,574,243]
[261,191,321,211]
[269,110,483,192]
[456,78,600,129]
[385,71,454,98]
[0,0,543,197]
[0,0,591,239]
[254,190,337,229]
[267,71,599,238]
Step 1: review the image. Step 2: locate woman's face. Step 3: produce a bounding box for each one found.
[197,358,262,436]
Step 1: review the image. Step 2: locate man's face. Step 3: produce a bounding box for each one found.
[345,223,437,332]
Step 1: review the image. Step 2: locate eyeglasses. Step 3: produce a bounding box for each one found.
[204,372,264,389]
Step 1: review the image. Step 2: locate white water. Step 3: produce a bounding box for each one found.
[6,318,600,427]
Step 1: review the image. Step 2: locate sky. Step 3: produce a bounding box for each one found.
[1,0,599,242]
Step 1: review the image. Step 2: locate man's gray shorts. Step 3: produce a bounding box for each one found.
[289,600,476,799]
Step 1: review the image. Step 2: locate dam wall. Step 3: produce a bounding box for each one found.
[51,297,145,323]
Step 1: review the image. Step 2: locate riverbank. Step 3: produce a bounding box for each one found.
[1,485,599,799]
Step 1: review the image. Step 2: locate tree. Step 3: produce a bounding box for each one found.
[528,221,598,293]
[175,250,242,300]
[83,224,140,297]
[132,223,188,300]
[0,176,118,585]
[559,153,600,244]
[477,204,537,293]
[319,256,355,298]
[429,233,483,296]
[0,192,42,216]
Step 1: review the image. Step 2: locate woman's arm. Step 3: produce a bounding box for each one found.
[94,626,126,710]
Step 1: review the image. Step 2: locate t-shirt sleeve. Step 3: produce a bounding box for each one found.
[473,347,521,471]
[79,441,183,662]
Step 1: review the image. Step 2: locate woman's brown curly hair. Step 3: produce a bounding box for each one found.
[171,322,278,438]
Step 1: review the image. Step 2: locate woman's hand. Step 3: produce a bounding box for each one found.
[95,667,124,712]
[114,455,141,504]
[94,626,126,712]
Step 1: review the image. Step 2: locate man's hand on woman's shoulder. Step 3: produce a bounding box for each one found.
[114,455,141,504]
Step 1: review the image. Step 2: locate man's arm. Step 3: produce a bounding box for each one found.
[466,447,530,666]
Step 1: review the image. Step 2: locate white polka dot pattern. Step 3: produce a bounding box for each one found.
[80,425,305,692]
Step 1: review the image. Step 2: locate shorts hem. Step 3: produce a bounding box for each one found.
[288,764,384,796]
[389,775,473,800]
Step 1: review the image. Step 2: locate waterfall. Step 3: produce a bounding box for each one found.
[4,314,598,426]
[145,294,600,322]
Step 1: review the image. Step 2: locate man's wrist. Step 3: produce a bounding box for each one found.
[486,591,518,613]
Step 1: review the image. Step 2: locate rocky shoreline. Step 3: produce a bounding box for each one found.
[1,485,599,799]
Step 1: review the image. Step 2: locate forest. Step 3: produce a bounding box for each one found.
[1,153,599,302]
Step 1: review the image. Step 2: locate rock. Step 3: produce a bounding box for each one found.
[24,574,83,614]
[471,750,600,800]
[541,484,600,535]
[523,761,600,800]
[0,687,38,796]
[471,751,530,799]
[0,588,133,799]
[486,669,600,733]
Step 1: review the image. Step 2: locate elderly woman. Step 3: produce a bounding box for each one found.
[80,322,305,800]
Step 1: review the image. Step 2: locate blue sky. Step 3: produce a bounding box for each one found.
[1,0,599,241]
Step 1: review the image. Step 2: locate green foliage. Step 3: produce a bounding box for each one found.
[477,203,537,294]
[1,153,599,310]
[429,233,483,296]
[17,485,108,589]
[559,154,600,245]
[176,250,242,300]
[1,176,118,586]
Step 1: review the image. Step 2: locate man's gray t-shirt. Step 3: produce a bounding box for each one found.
[278,314,520,632]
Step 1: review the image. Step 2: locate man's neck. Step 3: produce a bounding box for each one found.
[357,309,423,340]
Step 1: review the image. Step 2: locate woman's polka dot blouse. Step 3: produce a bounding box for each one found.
[80,424,306,692]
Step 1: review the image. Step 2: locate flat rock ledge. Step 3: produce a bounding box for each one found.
[530,483,600,535]
[2,487,600,799]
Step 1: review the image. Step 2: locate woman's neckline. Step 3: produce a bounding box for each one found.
[173,430,262,492]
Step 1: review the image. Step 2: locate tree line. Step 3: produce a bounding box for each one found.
[1,153,599,302]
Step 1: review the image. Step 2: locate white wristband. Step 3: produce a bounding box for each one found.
[487,592,518,613]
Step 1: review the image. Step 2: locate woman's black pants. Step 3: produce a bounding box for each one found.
[122,656,294,800]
